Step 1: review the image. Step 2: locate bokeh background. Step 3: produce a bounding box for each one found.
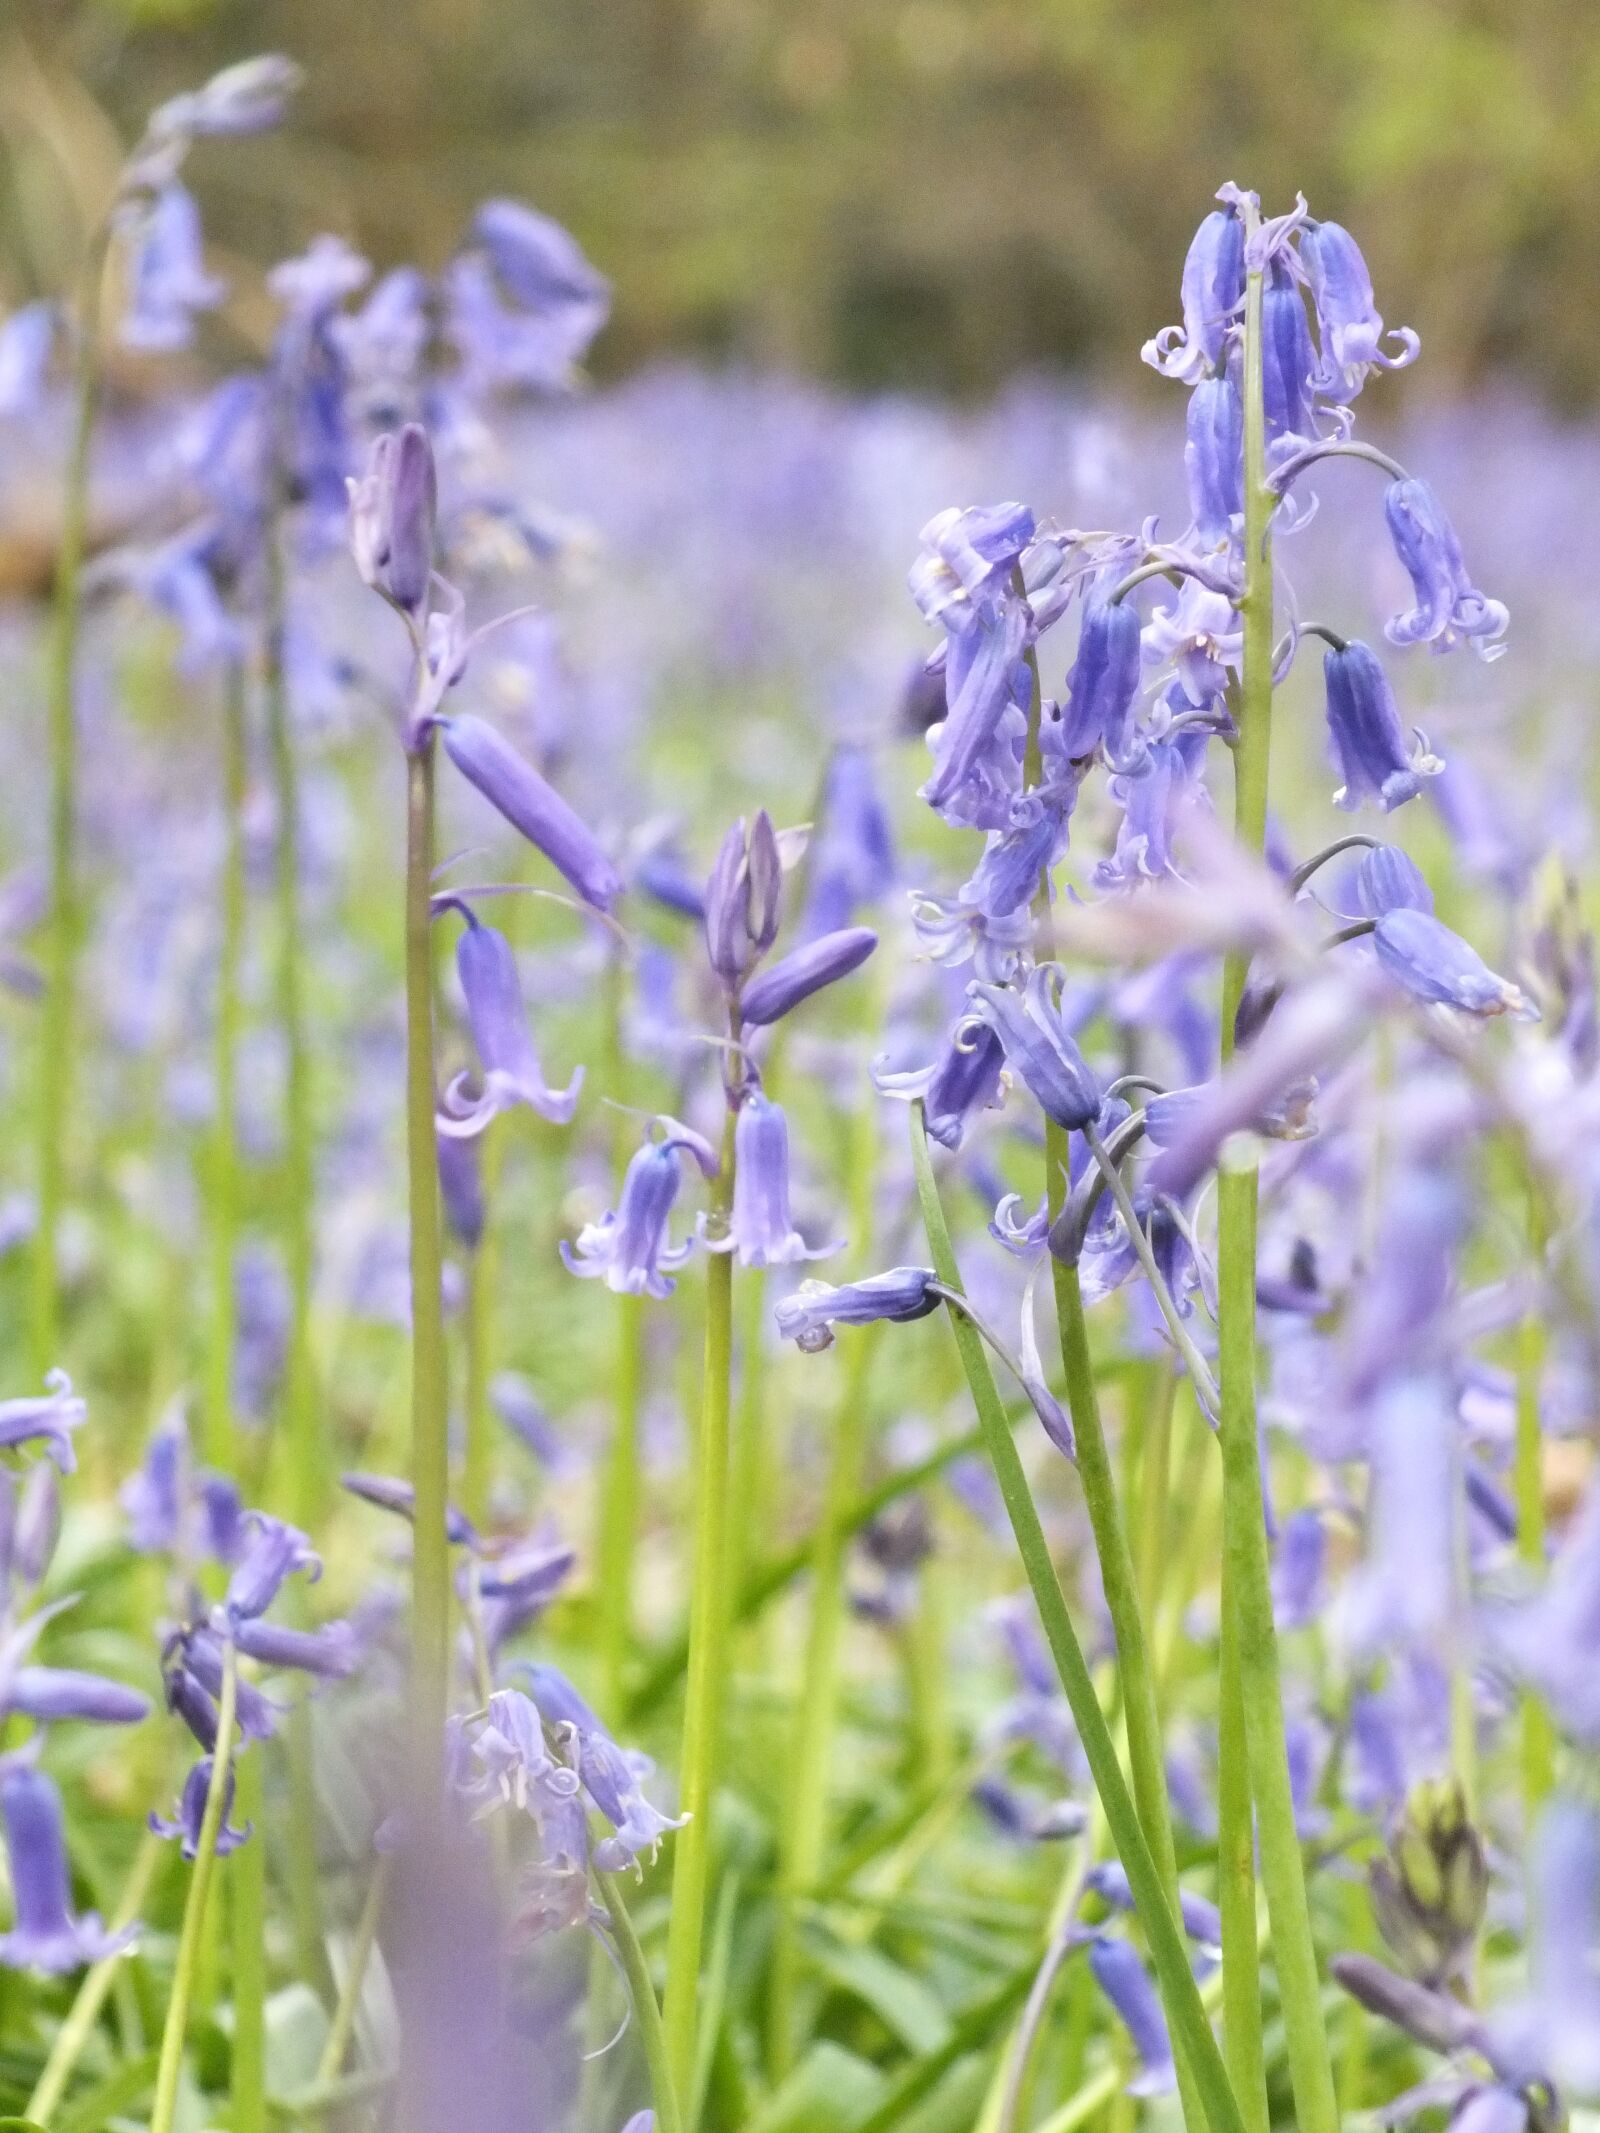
[5,0,1600,403]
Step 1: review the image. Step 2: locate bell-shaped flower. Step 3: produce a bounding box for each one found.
[1059,600,1142,763]
[117,184,226,353]
[774,1268,941,1351]
[1088,1937,1177,2096]
[0,1372,85,1475]
[1323,640,1441,812]
[1302,219,1418,392]
[221,1513,319,1623]
[1185,375,1243,545]
[704,1093,838,1269]
[1143,581,1241,710]
[962,965,1102,1131]
[1261,257,1319,442]
[1383,480,1508,659]
[740,926,877,1026]
[341,1472,479,1547]
[0,1763,137,1971]
[561,1118,717,1299]
[961,783,1078,922]
[875,1017,1007,1151]
[1373,908,1535,1020]
[146,55,302,148]
[437,912,582,1137]
[920,594,1033,819]
[909,502,1035,630]
[151,1757,252,1862]
[521,1664,688,1872]
[441,714,623,910]
[1141,205,1245,382]
[448,199,611,394]
[5,1668,150,1727]
[1093,728,1210,892]
[1085,1863,1223,1953]
[437,1128,486,1251]
[229,1619,359,1680]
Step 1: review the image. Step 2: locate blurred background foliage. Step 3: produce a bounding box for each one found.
[2,0,1599,401]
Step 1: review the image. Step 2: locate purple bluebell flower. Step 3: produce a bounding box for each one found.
[230,1619,359,1679]
[478,1539,576,1652]
[118,184,226,353]
[452,199,611,393]
[341,1473,480,1547]
[1347,844,1434,916]
[774,1268,941,1351]
[704,812,783,987]
[13,1466,59,1591]
[920,597,1032,819]
[1488,1480,1600,1741]
[874,1019,1006,1151]
[440,715,623,911]
[961,787,1077,922]
[910,503,1036,628]
[0,1763,136,1971]
[1093,729,1210,892]
[347,422,436,618]
[1185,375,1244,545]
[739,926,877,1026]
[451,1688,578,1817]
[1334,1373,1459,1660]
[1323,641,1441,812]
[805,747,896,933]
[172,1631,281,1743]
[1088,1937,1176,2096]
[437,1129,486,1251]
[561,1119,718,1299]
[910,891,1032,985]
[1497,1800,1600,2095]
[521,1664,687,1871]
[1383,480,1508,658]
[1143,582,1241,709]
[0,303,55,417]
[437,912,582,1136]
[963,965,1102,1131]
[1373,909,1534,1019]
[151,1757,252,1861]
[1272,1507,1327,1631]
[0,1372,85,1474]
[146,55,303,146]
[1261,257,1319,442]
[705,1092,837,1268]
[5,1669,150,1727]
[1302,220,1418,390]
[1059,601,1142,764]
[1142,205,1245,383]
[220,1514,319,1623]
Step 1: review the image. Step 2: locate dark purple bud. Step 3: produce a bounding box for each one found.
[165,1662,219,1751]
[180,1630,280,1741]
[740,927,877,1027]
[704,812,783,987]
[774,1268,940,1351]
[1088,1938,1176,2097]
[151,1756,252,1862]
[1373,909,1534,1020]
[441,715,623,911]
[437,1128,486,1251]
[230,1617,359,1679]
[1059,601,1142,761]
[964,966,1101,1131]
[1185,375,1244,545]
[1262,259,1317,442]
[0,1763,135,1970]
[1323,641,1439,812]
[1383,479,1508,658]
[7,1668,151,1727]
[347,423,436,617]
[710,1092,836,1269]
[438,914,582,1135]
[1330,1952,1484,2057]
[223,1514,319,1621]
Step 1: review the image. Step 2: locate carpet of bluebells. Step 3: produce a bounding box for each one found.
[0,52,1598,2133]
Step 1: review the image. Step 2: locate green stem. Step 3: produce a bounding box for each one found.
[405,737,452,1765]
[231,1745,267,2133]
[660,1101,738,2116]
[1216,1602,1267,2133]
[206,659,249,1469]
[911,1106,1243,2133]
[33,221,110,1377]
[598,947,644,1708]
[462,1241,492,1530]
[24,1824,163,2124]
[1514,1166,1554,1816]
[150,1646,240,2133]
[1212,206,1340,2133]
[314,1855,392,2086]
[600,1870,685,2133]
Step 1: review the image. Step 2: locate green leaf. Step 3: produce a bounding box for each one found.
[744,2042,887,2133]
[0,2117,53,2133]
[49,2048,158,2133]
[808,1935,953,2055]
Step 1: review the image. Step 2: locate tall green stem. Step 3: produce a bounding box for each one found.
[1514,1166,1553,1816]
[598,947,645,1709]
[600,1870,686,2133]
[405,738,452,1765]
[1213,208,1339,2133]
[34,222,110,1377]
[314,1855,392,2086]
[230,1745,267,2133]
[911,1107,1244,2133]
[205,660,249,1469]
[150,1647,240,2133]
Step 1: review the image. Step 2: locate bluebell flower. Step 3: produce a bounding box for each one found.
[801,747,896,935]
[740,926,877,1026]
[774,1268,941,1350]
[909,502,1036,629]
[478,1539,576,1655]
[921,595,1033,819]
[451,1688,578,1816]
[1185,375,1244,545]
[0,1372,85,1474]
[960,786,1079,923]
[120,1411,240,1561]
[331,267,431,428]
[117,184,226,353]
[521,1664,688,1871]
[0,303,55,418]
[1088,1937,1176,2096]
[229,1619,359,1679]
[1383,479,1509,658]
[1143,582,1241,709]
[1272,1507,1327,1630]
[1059,601,1142,764]
[1085,1863,1222,1952]
[1373,908,1534,1019]
[704,812,782,987]
[1346,843,1434,916]
[437,1129,486,1251]
[0,1763,136,1971]
[910,890,1032,985]
[151,1757,252,1862]
[221,1514,320,1622]
[145,55,302,147]
[437,911,582,1136]
[4,1668,150,1727]
[449,199,611,395]
[1093,729,1210,892]
[1261,257,1319,442]
[561,1118,718,1299]
[1302,220,1419,392]
[705,1092,837,1268]
[167,1630,280,1744]
[347,422,436,617]
[1142,205,1245,383]
[874,1017,1006,1150]
[1496,1800,1600,2095]
[962,965,1102,1131]
[1488,1480,1600,1741]
[342,1472,480,1546]
[1334,1373,1459,1661]
[1323,640,1441,812]
[440,714,623,911]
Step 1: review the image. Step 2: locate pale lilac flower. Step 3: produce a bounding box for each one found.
[0,304,55,417]
[521,1664,687,1871]
[437,912,582,1135]
[1383,479,1509,658]
[347,422,436,617]
[0,1373,85,1475]
[1324,641,1441,811]
[118,184,226,353]
[1373,909,1535,1019]
[0,1764,136,1970]
[705,1092,837,1268]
